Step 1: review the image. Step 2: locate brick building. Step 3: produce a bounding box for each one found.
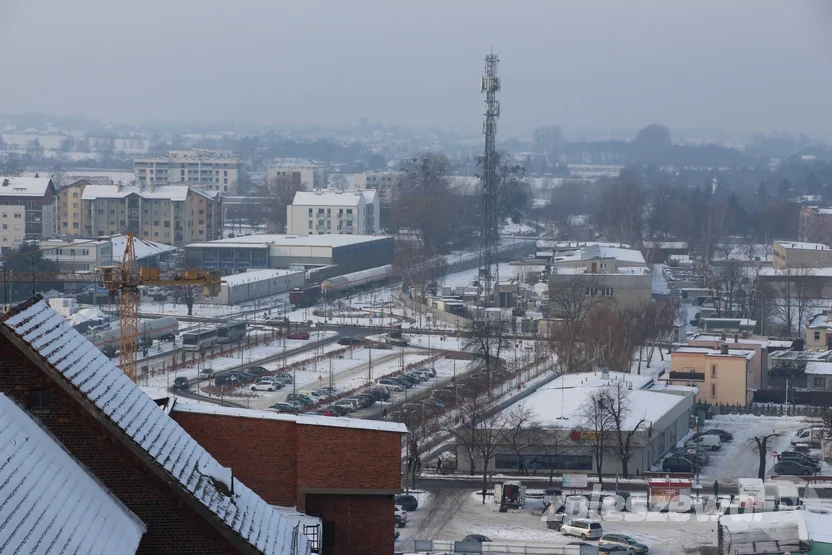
[171,402,407,555]
[0,297,309,555]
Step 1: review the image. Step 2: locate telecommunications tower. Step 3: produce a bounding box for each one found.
[479,51,501,308]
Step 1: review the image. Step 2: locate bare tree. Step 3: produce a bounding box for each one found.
[504,405,541,476]
[717,260,746,316]
[548,274,601,374]
[471,408,512,504]
[602,381,647,478]
[331,174,348,191]
[578,388,614,487]
[747,432,779,480]
[464,316,511,397]
[260,174,303,232]
[537,426,562,486]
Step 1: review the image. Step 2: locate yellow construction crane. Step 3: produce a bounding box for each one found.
[1,234,221,381]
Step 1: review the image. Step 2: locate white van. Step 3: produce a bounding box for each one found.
[687,435,722,451]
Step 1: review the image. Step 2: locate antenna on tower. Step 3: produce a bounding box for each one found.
[478,51,501,309]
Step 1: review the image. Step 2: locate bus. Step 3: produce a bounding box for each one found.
[182,328,218,351]
[217,321,247,344]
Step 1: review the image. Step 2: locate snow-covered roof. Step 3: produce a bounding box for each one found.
[292,190,364,207]
[674,346,756,360]
[0,176,53,197]
[110,234,177,262]
[718,510,812,553]
[804,362,832,375]
[1,298,308,555]
[172,401,408,434]
[760,267,832,277]
[221,269,303,287]
[361,189,377,204]
[551,266,650,276]
[81,184,190,202]
[775,241,830,251]
[808,312,832,329]
[552,244,646,266]
[187,233,384,249]
[0,393,146,554]
[770,350,832,362]
[513,371,693,430]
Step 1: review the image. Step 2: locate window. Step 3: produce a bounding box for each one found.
[153,221,159,226]
[72,202,78,208]
[164,221,170,228]
[494,453,592,471]
[600,263,608,269]
[223,178,228,184]
[97,210,104,216]
[711,384,717,397]
[309,220,313,229]
[73,222,79,229]
[711,365,717,378]
[815,331,821,341]
[72,192,78,198]
[62,222,68,228]
[29,389,50,411]
[308,208,313,217]
[199,209,204,215]
[813,377,825,389]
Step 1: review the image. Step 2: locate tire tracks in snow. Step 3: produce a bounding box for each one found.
[413,489,469,539]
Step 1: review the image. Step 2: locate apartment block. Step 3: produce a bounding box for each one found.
[286,189,379,235]
[267,163,328,191]
[57,179,88,234]
[352,171,402,204]
[81,184,194,246]
[192,189,223,242]
[772,240,832,269]
[0,176,57,253]
[39,238,112,272]
[134,149,240,194]
[665,344,756,405]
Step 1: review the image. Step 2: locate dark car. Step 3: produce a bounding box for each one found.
[286,394,316,407]
[269,402,300,413]
[662,456,698,473]
[363,389,384,402]
[337,337,362,346]
[774,459,815,476]
[395,494,419,511]
[398,374,419,386]
[286,331,311,340]
[174,376,189,389]
[247,366,269,376]
[327,405,350,417]
[599,534,649,553]
[778,452,821,470]
[779,450,821,463]
[368,386,390,400]
[354,393,376,406]
[703,429,734,441]
[462,535,491,543]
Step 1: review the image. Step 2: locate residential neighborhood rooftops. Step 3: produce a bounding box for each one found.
[808,313,832,329]
[0,393,146,555]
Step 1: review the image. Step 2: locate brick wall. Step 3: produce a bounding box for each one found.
[305,494,395,555]
[172,411,298,505]
[0,338,240,555]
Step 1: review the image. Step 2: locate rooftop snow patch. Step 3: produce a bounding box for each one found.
[221,269,303,287]
[0,297,309,555]
[110,234,177,262]
[0,393,146,554]
[172,401,408,434]
[0,176,53,197]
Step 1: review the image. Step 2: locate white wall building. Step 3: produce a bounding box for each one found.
[134,150,241,194]
[286,190,379,236]
[39,238,113,272]
[267,162,328,191]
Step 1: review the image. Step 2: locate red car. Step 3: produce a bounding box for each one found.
[286,331,310,340]
[312,408,336,417]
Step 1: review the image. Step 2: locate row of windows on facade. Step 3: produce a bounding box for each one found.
[585,287,614,296]
[494,454,593,471]
[0,200,40,208]
[308,208,353,217]
[141,177,229,185]
[308,220,354,230]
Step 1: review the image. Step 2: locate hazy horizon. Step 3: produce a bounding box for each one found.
[1,0,830,136]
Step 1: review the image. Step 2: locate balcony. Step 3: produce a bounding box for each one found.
[668,371,705,381]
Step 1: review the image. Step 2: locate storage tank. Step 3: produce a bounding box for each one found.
[87,317,179,356]
[321,265,393,294]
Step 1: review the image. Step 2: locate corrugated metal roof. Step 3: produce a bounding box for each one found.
[1,299,308,555]
[0,393,146,554]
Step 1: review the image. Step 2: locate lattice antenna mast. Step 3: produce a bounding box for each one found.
[479,51,501,308]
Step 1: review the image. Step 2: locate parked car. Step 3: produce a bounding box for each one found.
[774,459,816,476]
[346,396,371,408]
[662,456,699,473]
[395,494,419,511]
[599,534,649,553]
[337,337,362,346]
[251,379,281,392]
[686,435,721,451]
[367,386,390,400]
[275,372,293,383]
[675,447,709,465]
[300,390,326,402]
[779,450,821,463]
[286,394,316,407]
[561,519,603,541]
[199,367,214,377]
[352,393,376,407]
[376,379,405,392]
[333,399,359,412]
[462,535,491,543]
[778,452,821,470]
[286,331,311,340]
[312,408,336,417]
[247,366,269,376]
[174,376,189,389]
[417,366,436,378]
[395,506,407,528]
[327,405,350,417]
[702,429,734,441]
[793,443,813,455]
[406,372,428,382]
[362,389,385,402]
[269,402,300,413]
[214,375,228,387]
[318,386,342,396]
[398,374,420,386]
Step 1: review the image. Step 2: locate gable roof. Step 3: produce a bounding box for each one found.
[0,298,308,555]
[0,176,54,197]
[0,393,146,554]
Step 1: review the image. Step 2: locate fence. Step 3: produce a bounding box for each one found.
[700,401,827,419]
[409,539,582,555]
[753,388,832,408]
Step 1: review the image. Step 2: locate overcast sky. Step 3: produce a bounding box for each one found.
[1,0,830,135]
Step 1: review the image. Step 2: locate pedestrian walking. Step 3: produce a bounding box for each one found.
[437,458,443,473]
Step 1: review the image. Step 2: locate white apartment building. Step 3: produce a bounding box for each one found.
[0,176,57,254]
[352,171,402,204]
[39,238,113,272]
[267,162,328,191]
[134,150,241,194]
[286,190,379,236]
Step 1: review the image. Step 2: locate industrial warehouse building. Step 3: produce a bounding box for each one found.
[213,268,305,305]
[457,372,696,476]
[185,233,393,275]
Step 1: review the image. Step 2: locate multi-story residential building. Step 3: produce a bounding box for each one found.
[267,162,328,191]
[134,149,240,193]
[286,189,379,235]
[39,238,112,272]
[352,171,402,204]
[57,179,88,235]
[799,206,832,243]
[665,344,757,405]
[772,240,832,269]
[806,308,832,350]
[81,184,193,246]
[548,244,651,313]
[191,189,223,242]
[0,175,57,253]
